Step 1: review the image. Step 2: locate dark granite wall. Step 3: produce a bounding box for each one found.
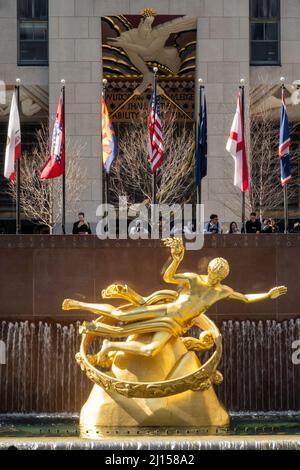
[0,234,299,323]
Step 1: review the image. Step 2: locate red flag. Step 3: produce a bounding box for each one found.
[40,94,64,180]
[226,93,249,192]
[4,91,21,181]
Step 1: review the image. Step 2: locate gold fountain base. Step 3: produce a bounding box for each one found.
[79,335,229,438]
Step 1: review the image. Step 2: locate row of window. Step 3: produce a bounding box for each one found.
[18,0,48,66]
[250,0,280,65]
[17,0,280,66]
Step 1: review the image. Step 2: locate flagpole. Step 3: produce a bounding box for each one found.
[280,77,289,233]
[102,78,109,205]
[196,78,204,205]
[239,78,246,233]
[15,78,21,235]
[152,67,158,206]
[152,171,157,206]
[105,173,110,205]
[61,79,66,235]
[283,184,288,233]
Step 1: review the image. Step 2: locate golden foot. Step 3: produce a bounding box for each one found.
[62,298,79,310]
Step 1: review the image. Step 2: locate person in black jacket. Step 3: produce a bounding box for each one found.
[72,212,92,235]
[245,212,261,233]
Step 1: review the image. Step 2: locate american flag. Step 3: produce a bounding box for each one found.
[279,88,291,186]
[148,86,164,173]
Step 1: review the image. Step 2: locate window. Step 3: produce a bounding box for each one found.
[250,0,280,65]
[18,0,48,66]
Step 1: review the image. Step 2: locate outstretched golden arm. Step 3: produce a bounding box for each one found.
[229,286,287,303]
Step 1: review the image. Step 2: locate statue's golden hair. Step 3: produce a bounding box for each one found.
[208,258,230,279]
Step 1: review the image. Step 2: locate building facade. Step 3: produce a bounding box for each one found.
[0,0,300,232]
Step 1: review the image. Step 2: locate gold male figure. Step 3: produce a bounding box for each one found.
[62,238,287,368]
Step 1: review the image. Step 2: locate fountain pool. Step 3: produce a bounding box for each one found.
[0,412,300,450]
[1,319,300,449]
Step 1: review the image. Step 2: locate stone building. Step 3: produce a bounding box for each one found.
[0,0,299,233]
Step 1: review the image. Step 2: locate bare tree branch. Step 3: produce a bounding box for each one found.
[8,125,87,233]
[222,82,300,222]
[249,83,300,221]
[109,107,195,206]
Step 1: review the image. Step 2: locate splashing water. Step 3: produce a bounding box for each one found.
[0,319,300,413]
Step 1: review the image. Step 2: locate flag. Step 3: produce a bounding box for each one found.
[226,93,249,192]
[102,96,118,174]
[196,91,207,187]
[279,88,291,186]
[40,93,64,180]
[4,91,21,181]
[148,84,164,173]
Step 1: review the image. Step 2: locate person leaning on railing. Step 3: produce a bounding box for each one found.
[245,212,261,234]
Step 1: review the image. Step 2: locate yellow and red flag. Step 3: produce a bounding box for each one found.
[102,96,118,174]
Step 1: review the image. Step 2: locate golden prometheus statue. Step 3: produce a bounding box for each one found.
[62,238,287,435]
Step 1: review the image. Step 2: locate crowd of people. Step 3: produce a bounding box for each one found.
[72,211,300,236]
[204,212,300,234]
